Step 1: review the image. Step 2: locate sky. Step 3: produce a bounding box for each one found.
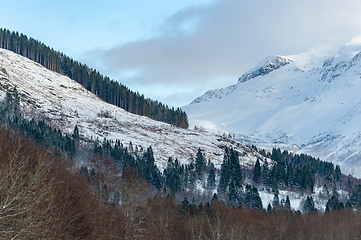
[2,0,361,107]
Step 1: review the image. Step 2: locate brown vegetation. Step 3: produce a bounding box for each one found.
[2,125,361,239]
[0,126,122,239]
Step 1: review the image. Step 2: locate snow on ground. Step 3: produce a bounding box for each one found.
[0,48,266,171]
[183,37,361,178]
[0,48,346,211]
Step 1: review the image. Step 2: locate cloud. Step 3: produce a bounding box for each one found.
[83,0,361,107]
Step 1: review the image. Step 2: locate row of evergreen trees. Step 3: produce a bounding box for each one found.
[91,136,357,211]
[2,87,355,212]
[0,28,188,128]
[255,148,342,193]
[90,141,265,209]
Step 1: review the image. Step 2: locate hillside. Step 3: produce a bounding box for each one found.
[1,47,357,213]
[0,28,188,128]
[0,48,262,170]
[183,37,361,178]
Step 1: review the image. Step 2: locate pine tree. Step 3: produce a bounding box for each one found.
[262,160,270,185]
[207,167,216,189]
[218,160,229,193]
[272,194,280,209]
[228,148,242,186]
[228,180,237,203]
[325,195,344,212]
[195,148,205,178]
[72,125,80,139]
[267,203,272,212]
[334,165,341,182]
[253,159,261,184]
[285,195,291,208]
[303,196,316,214]
[251,186,263,209]
[243,185,262,209]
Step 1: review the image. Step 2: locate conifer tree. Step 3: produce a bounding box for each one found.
[334,165,342,182]
[262,160,270,185]
[228,180,238,203]
[207,167,216,189]
[325,195,344,211]
[267,203,272,212]
[253,159,261,184]
[195,148,205,178]
[72,125,80,139]
[218,161,229,193]
[272,194,280,209]
[243,185,262,209]
[285,195,291,208]
[303,196,316,214]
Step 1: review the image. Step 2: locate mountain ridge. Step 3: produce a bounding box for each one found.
[183,38,361,177]
[0,47,263,171]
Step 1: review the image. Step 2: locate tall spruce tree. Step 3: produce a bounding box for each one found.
[207,167,216,189]
[303,196,316,214]
[195,148,205,178]
[218,160,229,193]
[253,159,262,184]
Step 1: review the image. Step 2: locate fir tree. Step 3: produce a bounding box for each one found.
[267,203,272,212]
[228,180,238,203]
[303,196,316,214]
[243,185,263,209]
[334,165,342,182]
[285,195,291,208]
[262,160,270,186]
[207,166,216,189]
[325,195,344,212]
[253,159,262,184]
[272,194,280,209]
[218,160,229,193]
[195,148,205,178]
[72,125,80,139]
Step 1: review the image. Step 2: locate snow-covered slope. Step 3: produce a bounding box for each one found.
[183,37,361,177]
[0,48,266,170]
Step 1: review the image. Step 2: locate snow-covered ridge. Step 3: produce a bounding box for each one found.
[0,48,267,170]
[190,55,291,104]
[183,38,361,178]
[238,55,292,83]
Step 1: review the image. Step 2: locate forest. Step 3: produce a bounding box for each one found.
[2,100,361,239]
[3,29,361,239]
[2,88,361,239]
[0,28,188,128]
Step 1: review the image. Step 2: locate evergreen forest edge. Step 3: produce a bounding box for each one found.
[0,28,188,128]
[2,88,361,213]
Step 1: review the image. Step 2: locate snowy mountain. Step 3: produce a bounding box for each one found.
[0,47,352,211]
[183,37,361,178]
[0,48,265,170]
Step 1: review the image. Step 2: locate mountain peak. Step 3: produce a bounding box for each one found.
[183,39,361,177]
[189,55,292,105]
[238,55,292,83]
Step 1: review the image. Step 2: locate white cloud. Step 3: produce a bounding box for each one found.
[83,0,361,107]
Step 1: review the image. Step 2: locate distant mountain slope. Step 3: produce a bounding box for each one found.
[0,48,264,170]
[183,37,361,177]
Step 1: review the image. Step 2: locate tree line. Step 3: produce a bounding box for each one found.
[2,88,356,214]
[256,147,342,193]
[0,28,188,128]
[4,123,361,239]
